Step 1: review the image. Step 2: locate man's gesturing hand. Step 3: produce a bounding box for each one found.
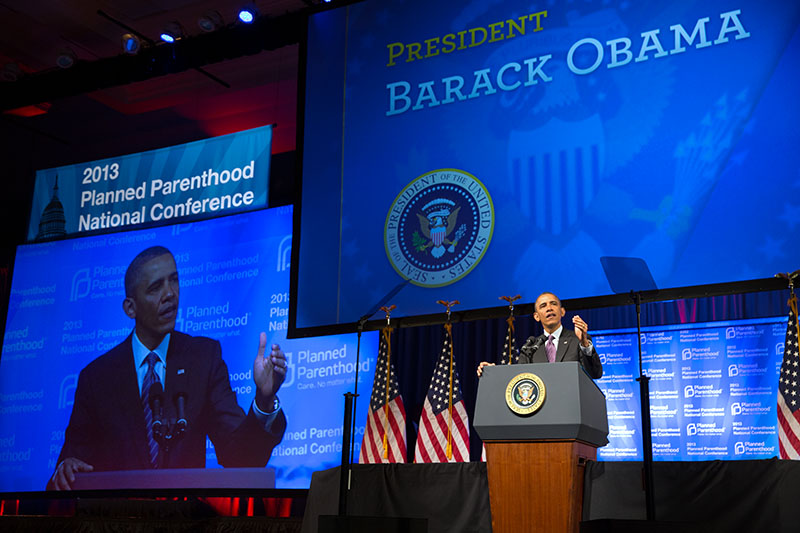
[573,315,591,347]
[253,332,287,412]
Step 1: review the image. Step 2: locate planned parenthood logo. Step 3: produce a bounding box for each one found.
[277,235,291,272]
[385,169,494,287]
[70,268,91,301]
[58,374,78,409]
[174,308,184,332]
[171,223,193,237]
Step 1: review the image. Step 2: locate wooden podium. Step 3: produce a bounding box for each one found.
[474,362,608,533]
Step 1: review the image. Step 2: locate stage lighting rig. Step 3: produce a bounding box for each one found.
[197,10,224,32]
[238,4,259,24]
[55,48,77,69]
[1,62,21,82]
[122,34,141,54]
[160,21,186,43]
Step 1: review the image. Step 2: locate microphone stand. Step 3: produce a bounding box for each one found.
[600,256,659,520]
[632,290,656,520]
[336,281,409,517]
[349,315,369,466]
[337,313,369,517]
[152,395,188,469]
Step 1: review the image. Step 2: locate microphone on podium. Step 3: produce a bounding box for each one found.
[520,335,545,358]
[149,381,165,440]
[174,391,188,437]
[174,372,188,438]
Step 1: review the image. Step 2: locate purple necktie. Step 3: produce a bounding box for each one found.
[141,352,160,468]
[546,335,556,363]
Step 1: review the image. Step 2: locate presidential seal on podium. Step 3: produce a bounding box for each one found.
[505,372,546,415]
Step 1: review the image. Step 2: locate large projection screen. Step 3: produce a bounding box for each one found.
[293,0,800,335]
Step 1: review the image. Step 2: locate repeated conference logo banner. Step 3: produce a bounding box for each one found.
[595,317,783,461]
[27,125,272,241]
[1,207,378,492]
[297,0,800,330]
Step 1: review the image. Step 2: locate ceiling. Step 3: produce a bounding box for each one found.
[0,0,314,248]
[0,0,311,151]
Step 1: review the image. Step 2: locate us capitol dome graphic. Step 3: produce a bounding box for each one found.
[35,176,66,241]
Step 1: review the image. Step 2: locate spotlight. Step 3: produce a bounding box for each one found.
[1,63,21,82]
[197,10,223,32]
[55,48,77,69]
[160,21,185,43]
[121,33,141,54]
[237,4,258,24]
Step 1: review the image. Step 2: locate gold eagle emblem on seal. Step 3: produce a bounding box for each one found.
[505,372,546,415]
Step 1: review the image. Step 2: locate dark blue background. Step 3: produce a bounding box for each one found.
[298,0,800,329]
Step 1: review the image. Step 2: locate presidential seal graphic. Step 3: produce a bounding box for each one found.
[505,373,546,416]
[384,169,494,287]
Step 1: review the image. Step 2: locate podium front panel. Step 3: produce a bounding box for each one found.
[473,362,608,447]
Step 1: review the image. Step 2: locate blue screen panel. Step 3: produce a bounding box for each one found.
[1,208,377,491]
[595,317,784,461]
[296,0,800,331]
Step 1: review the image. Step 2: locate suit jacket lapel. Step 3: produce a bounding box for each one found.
[164,332,189,421]
[531,334,547,363]
[556,329,574,362]
[112,335,152,468]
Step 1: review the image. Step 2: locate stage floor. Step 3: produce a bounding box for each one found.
[303,459,799,533]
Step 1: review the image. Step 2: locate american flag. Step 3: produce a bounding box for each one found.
[359,328,407,463]
[481,316,519,461]
[415,325,470,462]
[499,316,520,365]
[499,296,521,365]
[779,294,800,459]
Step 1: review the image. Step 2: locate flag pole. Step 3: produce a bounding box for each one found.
[500,295,521,364]
[776,270,800,344]
[380,305,396,459]
[437,300,459,460]
[777,270,800,461]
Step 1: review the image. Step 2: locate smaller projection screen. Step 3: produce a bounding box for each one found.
[3,121,379,493]
[293,0,800,335]
[0,208,379,492]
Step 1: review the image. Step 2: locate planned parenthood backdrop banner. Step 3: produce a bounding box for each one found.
[1,207,378,491]
[595,317,784,461]
[27,125,272,240]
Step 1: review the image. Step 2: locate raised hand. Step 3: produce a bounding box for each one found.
[253,332,287,412]
[572,315,590,347]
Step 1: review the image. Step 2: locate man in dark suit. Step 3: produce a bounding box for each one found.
[48,246,287,490]
[477,292,603,379]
